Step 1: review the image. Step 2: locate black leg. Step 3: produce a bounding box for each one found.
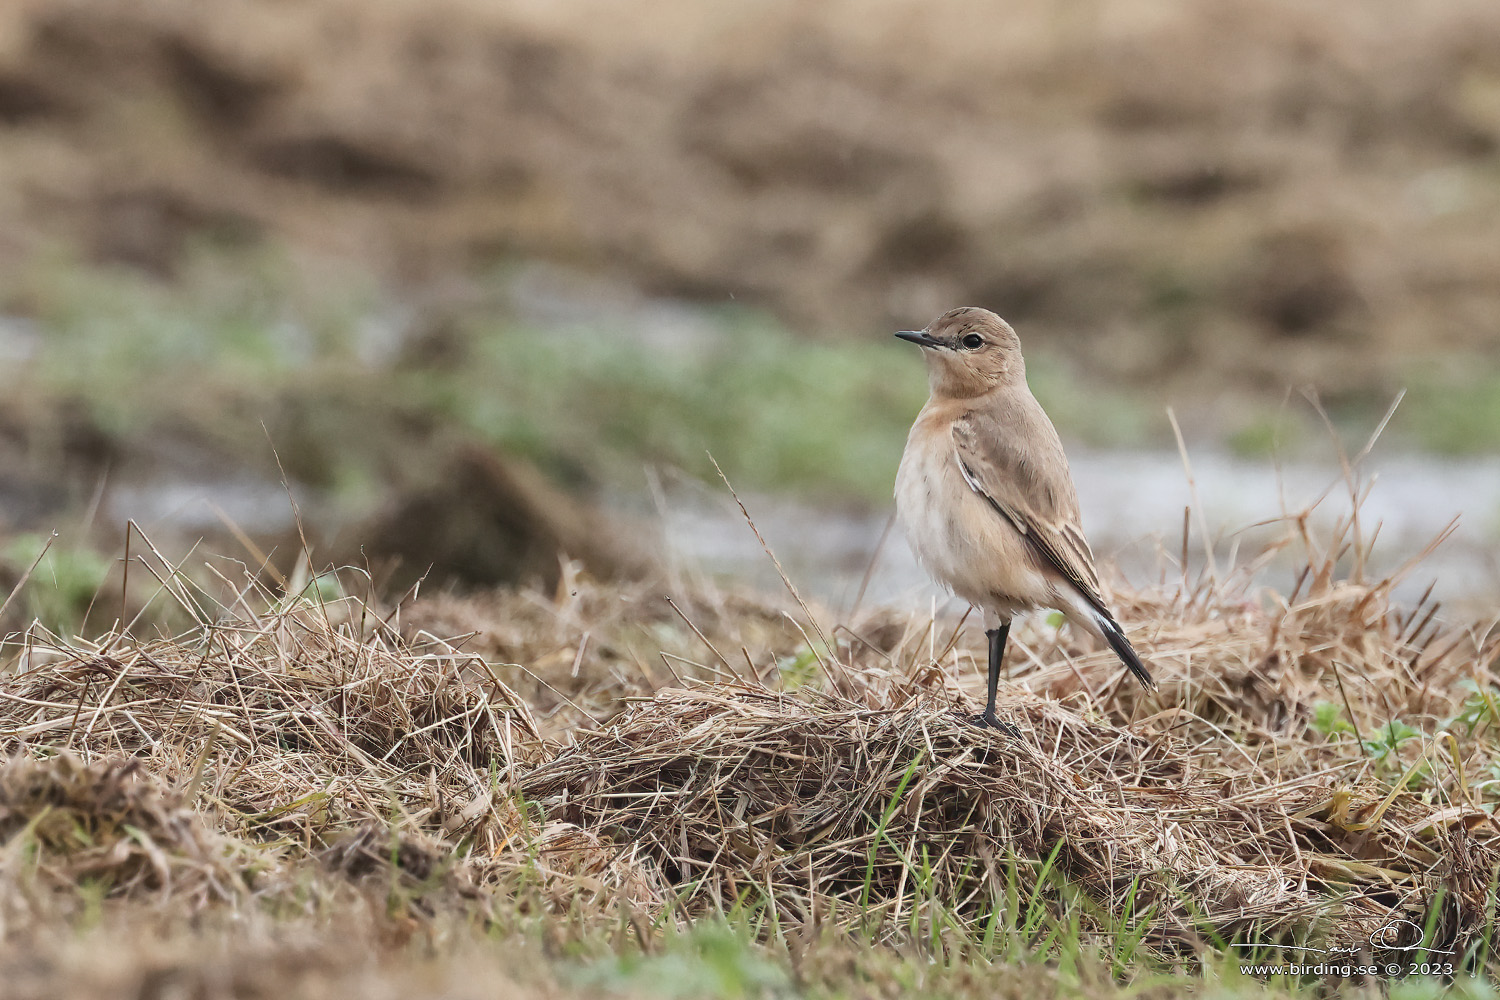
[976,620,1019,736]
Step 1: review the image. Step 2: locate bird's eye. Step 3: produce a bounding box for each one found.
[961,333,984,350]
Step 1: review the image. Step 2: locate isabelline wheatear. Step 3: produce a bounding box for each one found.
[894,307,1154,733]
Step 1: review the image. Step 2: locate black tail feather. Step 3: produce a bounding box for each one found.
[1097,614,1155,691]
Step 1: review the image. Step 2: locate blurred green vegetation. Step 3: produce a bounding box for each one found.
[5,247,936,504]
[1024,356,1158,450]
[1403,368,1500,455]
[446,308,929,500]
[5,244,1493,531]
[1,245,1180,511]
[1,532,112,636]
[567,921,789,1000]
[1225,409,1308,459]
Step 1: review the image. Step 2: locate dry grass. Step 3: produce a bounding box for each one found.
[1,480,1498,992]
[517,525,1497,962]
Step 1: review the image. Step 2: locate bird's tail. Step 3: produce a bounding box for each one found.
[1091,610,1156,691]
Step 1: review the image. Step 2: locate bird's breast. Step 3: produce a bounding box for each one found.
[895,413,1050,614]
[895,421,982,596]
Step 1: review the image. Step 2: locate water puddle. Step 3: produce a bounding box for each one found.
[648,450,1500,617]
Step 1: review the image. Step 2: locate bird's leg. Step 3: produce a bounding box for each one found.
[976,619,1020,736]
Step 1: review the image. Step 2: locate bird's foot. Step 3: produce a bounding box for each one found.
[970,710,1021,738]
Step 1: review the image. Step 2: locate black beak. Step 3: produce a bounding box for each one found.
[895,330,945,349]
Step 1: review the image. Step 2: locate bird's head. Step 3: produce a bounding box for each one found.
[896,307,1025,399]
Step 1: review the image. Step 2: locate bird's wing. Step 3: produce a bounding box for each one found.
[953,408,1156,691]
[950,411,1106,613]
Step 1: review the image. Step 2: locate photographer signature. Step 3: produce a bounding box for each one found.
[1230,918,1455,957]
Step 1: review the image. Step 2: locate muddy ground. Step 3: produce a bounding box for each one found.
[0,0,1497,397]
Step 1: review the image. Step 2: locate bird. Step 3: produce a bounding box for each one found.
[893,306,1154,733]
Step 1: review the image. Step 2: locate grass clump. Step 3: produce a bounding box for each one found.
[1,476,1499,996]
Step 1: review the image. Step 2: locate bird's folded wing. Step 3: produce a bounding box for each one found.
[951,416,1107,612]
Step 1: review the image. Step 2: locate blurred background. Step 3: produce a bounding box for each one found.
[1,0,1499,635]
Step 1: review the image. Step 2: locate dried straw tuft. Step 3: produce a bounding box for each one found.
[0,754,243,908]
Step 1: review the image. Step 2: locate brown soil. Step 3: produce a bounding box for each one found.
[1,0,1498,393]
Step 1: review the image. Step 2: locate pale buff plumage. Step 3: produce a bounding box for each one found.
[894,307,1153,729]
